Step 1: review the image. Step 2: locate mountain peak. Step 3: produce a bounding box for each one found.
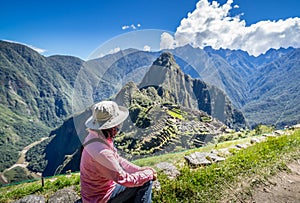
[139,52,186,89]
[139,52,247,129]
[153,52,177,68]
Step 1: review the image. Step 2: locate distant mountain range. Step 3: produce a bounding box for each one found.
[73,44,299,128]
[0,40,299,183]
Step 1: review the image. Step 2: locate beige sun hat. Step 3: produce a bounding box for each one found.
[85,101,129,130]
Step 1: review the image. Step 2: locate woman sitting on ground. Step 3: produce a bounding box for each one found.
[80,100,157,203]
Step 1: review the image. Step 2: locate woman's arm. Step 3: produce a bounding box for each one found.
[118,157,141,173]
[93,149,154,187]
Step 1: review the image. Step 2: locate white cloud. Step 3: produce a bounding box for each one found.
[131,24,137,29]
[160,0,300,56]
[3,39,46,54]
[97,47,121,58]
[30,46,46,54]
[143,45,151,51]
[122,25,130,30]
[110,47,121,54]
[122,23,141,30]
[160,32,175,49]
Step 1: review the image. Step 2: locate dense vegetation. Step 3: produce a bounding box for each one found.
[25,138,52,173]
[3,167,34,184]
[0,104,49,172]
[0,41,79,178]
[243,49,300,128]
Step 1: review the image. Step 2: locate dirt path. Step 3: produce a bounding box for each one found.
[0,137,48,184]
[248,159,300,203]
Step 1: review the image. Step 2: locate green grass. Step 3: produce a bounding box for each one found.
[167,107,186,120]
[0,174,80,203]
[153,130,300,202]
[167,110,184,120]
[0,104,50,173]
[0,129,299,203]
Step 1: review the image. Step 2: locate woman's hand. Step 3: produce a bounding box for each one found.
[152,170,157,181]
[141,167,157,181]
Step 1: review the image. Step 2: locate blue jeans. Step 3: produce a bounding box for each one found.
[107,181,153,203]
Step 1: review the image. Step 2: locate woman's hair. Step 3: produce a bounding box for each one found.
[89,128,116,139]
[101,128,115,139]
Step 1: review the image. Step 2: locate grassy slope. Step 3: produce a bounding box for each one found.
[154,129,300,202]
[0,129,299,203]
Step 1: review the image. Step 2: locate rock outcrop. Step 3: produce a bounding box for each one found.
[184,152,226,168]
[48,188,80,203]
[13,195,45,203]
[156,162,180,180]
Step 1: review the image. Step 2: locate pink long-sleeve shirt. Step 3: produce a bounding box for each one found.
[80,131,154,203]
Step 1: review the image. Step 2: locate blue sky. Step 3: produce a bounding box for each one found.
[1,0,300,60]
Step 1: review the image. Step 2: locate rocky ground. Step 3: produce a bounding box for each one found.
[247,159,300,203]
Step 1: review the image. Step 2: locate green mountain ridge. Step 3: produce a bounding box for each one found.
[0,41,80,180]
[0,41,77,127]
[243,49,300,127]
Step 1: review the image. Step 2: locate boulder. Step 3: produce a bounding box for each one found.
[213,148,231,157]
[250,137,261,144]
[235,144,248,149]
[206,152,226,162]
[156,162,180,179]
[274,130,285,136]
[184,152,225,167]
[292,124,300,129]
[48,188,80,203]
[13,195,45,203]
